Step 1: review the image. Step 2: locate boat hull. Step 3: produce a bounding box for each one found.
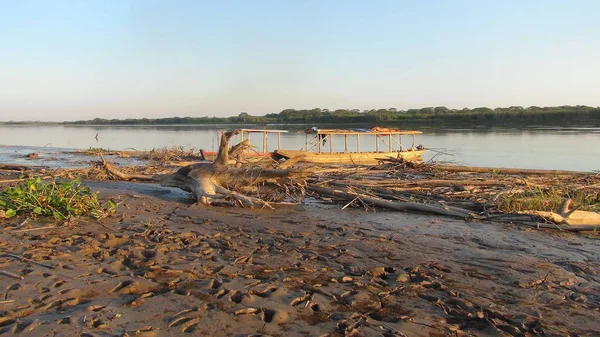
[274,150,426,165]
[201,151,275,161]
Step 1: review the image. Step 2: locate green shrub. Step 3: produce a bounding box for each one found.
[0,177,116,221]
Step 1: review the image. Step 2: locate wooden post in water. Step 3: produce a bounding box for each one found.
[357,134,360,153]
[317,134,321,153]
[329,135,333,153]
[389,134,392,152]
[376,135,380,152]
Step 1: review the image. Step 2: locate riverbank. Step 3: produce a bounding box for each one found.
[1,180,599,336]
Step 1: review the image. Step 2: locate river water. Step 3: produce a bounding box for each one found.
[0,124,598,171]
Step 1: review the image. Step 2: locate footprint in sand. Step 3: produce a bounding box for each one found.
[229,289,245,303]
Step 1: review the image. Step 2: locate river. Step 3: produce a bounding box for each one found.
[0,124,598,171]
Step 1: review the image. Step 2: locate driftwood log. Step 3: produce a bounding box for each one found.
[433,164,590,176]
[519,199,600,228]
[0,164,45,171]
[489,213,600,232]
[307,184,476,219]
[102,130,300,208]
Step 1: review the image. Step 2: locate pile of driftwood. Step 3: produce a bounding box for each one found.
[91,130,600,232]
[303,162,600,231]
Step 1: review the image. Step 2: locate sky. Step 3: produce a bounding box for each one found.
[1,0,599,121]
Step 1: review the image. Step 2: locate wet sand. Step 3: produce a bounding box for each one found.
[1,182,599,336]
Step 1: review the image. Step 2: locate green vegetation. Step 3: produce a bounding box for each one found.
[0,177,117,221]
[496,186,600,213]
[83,147,109,155]
[61,105,600,126]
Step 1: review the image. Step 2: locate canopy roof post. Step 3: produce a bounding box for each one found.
[263,131,268,153]
[277,132,281,150]
[344,135,348,153]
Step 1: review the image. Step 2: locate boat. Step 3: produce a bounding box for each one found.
[273,127,426,165]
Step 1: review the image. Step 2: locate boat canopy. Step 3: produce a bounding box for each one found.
[238,129,288,133]
[301,127,423,153]
[311,128,422,135]
[236,129,288,153]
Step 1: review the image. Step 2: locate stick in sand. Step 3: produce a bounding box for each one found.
[1,252,56,269]
[0,270,24,280]
[12,225,55,233]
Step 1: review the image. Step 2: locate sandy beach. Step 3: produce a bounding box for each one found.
[0,179,598,337]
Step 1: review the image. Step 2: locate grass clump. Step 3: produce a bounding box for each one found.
[0,177,116,221]
[84,147,109,155]
[496,186,600,213]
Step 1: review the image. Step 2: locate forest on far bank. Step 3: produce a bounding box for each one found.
[5,105,600,126]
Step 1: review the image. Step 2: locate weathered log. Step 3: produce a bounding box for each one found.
[101,156,154,181]
[331,179,511,188]
[488,213,600,232]
[522,210,600,226]
[156,162,275,208]
[433,164,590,176]
[528,223,600,232]
[100,130,301,209]
[307,184,474,219]
[327,182,489,212]
[512,197,600,227]
[0,164,44,171]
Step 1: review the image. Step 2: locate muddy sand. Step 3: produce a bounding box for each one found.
[1,181,599,337]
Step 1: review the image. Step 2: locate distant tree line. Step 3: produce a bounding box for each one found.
[62,105,600,126]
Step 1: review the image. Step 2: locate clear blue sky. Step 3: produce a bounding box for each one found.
[1,0,599,121]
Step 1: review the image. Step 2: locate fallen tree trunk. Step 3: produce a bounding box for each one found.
[307,183,475,219]
[433,164,590,176]
[101,156,154,181]
[526,223,599,232]
[0,164,45,171]
[525,198,600,227]
[520,210,600,227]
[101,130,302,209]
[331,179,511,188]
[488,213,600,232]
[325,182,489,211]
